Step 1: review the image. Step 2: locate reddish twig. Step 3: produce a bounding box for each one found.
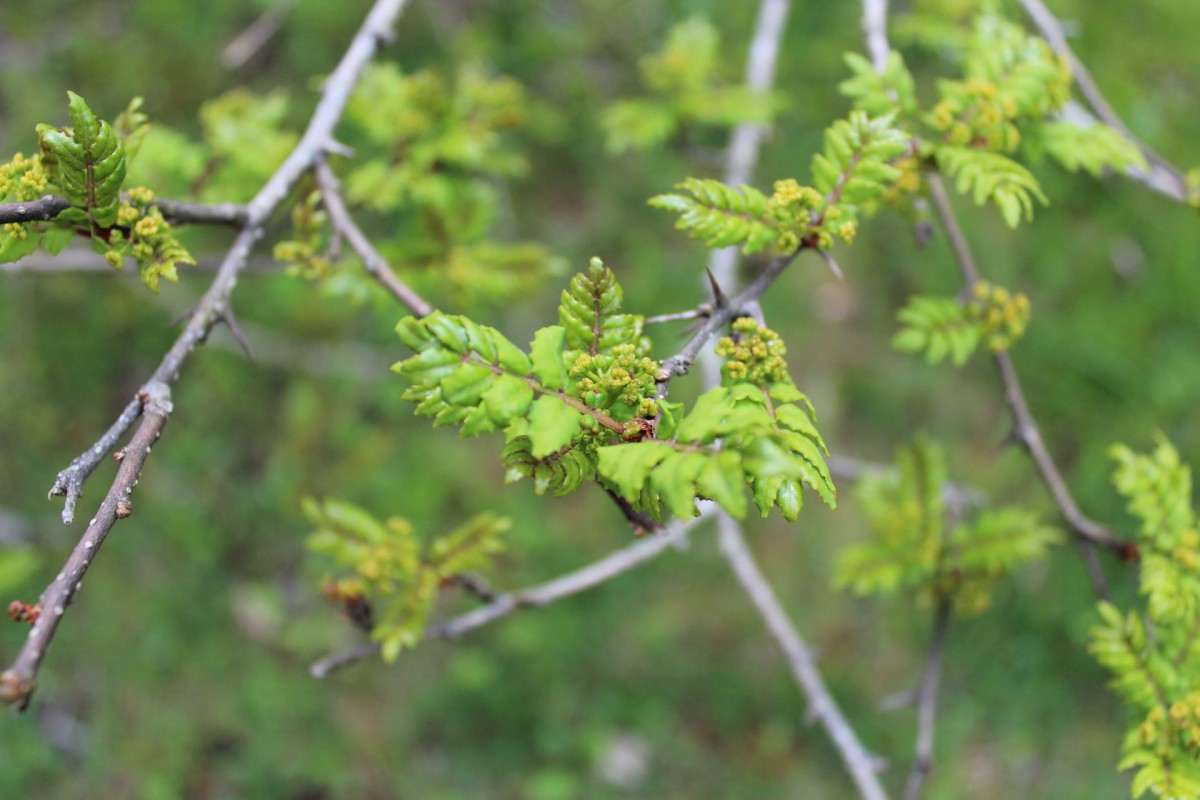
[926,174,1124,599]
[312,158,433,317]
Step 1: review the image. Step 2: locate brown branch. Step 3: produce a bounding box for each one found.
[311,510,711,678]
[46,0,413,525]
[715,512,888,800]
[1,382,173,709]
[926,173,1124,599]
[0,195,71,224]
[312,158,433,317]
[1016,0,1189,204]
[902,598,952,800]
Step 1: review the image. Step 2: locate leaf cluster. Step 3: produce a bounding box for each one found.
[1091,438,1200,798]
[393,260,835,523]
[1,93,194,291]
[305,497,508,661]
[893,280,1031,365]
[330,63,556,305]
[602,17,785,154]
[649,111,908,254]
[836,435,1060,615]
[839,12,1148,228]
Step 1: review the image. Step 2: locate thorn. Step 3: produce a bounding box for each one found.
[705,267,729,308]
[218,309,254,360]
[818,250,845,281]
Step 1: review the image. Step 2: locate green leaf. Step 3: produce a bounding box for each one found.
[481,374,534,424]
[530,326,568,390]
[650,451,708,518]
[527,395,583,458]
[697,450,747,518]
[0,230,40,264]
[936,146,1047,228]
[649,178,778,253]
[597,442,673,502]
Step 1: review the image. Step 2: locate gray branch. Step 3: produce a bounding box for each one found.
[2,383,173,709]
[716,512,889,800]
[47,0,413,524]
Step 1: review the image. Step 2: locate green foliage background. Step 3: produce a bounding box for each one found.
[1,0,1199,797]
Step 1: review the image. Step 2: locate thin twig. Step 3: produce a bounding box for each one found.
[46,0,412,525]
[715,512,888,800]
[311,510,710,678]
[1,383,173,709]
[1015,0,1189,204]
[926,173,1124,599]
[902,598,952,800]
[312,158,433,317]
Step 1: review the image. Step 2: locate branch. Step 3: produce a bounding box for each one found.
[46,0,413,525]
[1016,0,1189,204]
[715,512,888,800]
[1,382,173,709]
[902,598,952,800]
[861,0,890,73]
[0,195,71,224]
[312,158,433,317]
[926,173,1126,598]
[311,509,711,678]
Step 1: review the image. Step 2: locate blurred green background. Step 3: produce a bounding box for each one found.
[1,0,1198,797]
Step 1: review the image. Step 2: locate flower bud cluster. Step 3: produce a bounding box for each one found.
[715,317,790,385]
[570,343,659,419]
[966,281,1030,352]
